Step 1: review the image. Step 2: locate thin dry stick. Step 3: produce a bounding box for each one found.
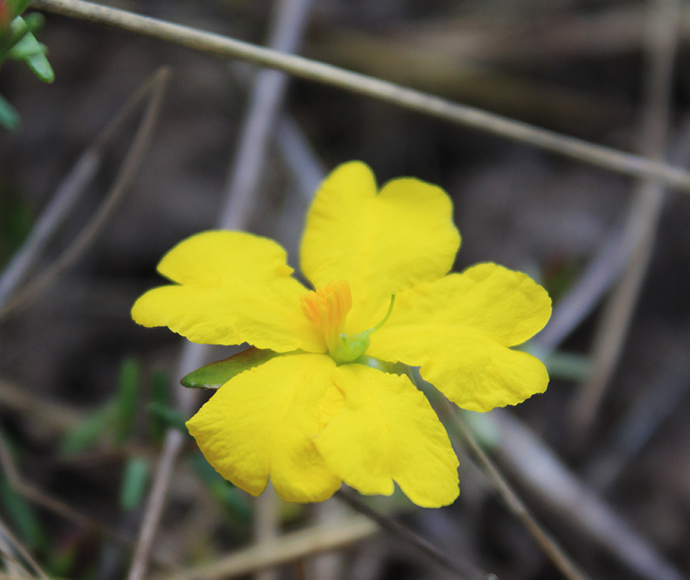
[0,517,49,580]
[220,3,314,579]
[125,2,313,579]
[491,409,686,580]
[335,488,485,580]
[571,0,681,435]
[0,67,168,310]
[254,483,279,580]
[534,109,690,357]
[0,573,52,580]
[0,432,177,572]
[583,337,690,491]
[270,104,482,579]
[155,516,377,580]
[0,377,82,433]
[388,5,690,63]
[448,406,591,580]
[0,67,170,320]
[30,0,690,194]
[220,0,313,228]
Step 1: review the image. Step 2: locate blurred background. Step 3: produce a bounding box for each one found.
[1,0,690,579]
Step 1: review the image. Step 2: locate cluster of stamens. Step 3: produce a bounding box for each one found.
[301,280,396,365]
[300,280,352,355]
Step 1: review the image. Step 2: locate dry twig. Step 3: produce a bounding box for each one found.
[0,67,170,320]
[125,2,313,579]
[492,409,686,580]
[154,517,377,580]
[448,408,591,580]
[335,488,485,580]
[571,0,682,436]
[0,68,168,311]
[0,432,176,572]
[30,0,690,193]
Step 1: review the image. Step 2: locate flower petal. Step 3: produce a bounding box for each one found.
[316,364,459,508]
[368,264,550,411]
[370,325,549,412]
[132,230,324,352]
[300,161,460,330]
[379,263,552,347]
[186,354,341,503]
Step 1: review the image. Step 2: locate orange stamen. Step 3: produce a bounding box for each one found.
[300,280,352,352]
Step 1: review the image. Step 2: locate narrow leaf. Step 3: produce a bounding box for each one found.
[9,31,53,82]
[188,454,251,523]
[148,370,170,443]
[147,402,190,437]
[0,475,44,549]
[0,92,19,130]
[114,358,139,444]
[59,404,117,455]
[181,347,285,389]
[120,456,149,512]
[7,0,33,16]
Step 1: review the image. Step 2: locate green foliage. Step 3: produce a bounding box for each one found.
[46,539,80,578]
[181,347,284,389]
[0,431,45,550]
[120,456,149,512]
[114,358,140,444]
[59,404,118,455]
[8,15,54,83]
[543,351,591,382]
[459,410,501,450]
[148,371,171,443]
[0,476,45,549]
[0,3,55,130]
[147,402,190,437]
[0,187,33,267]
[0,92,19,129]
[187,454,251,523]
[60,357,141,454]
[6,0,33,16]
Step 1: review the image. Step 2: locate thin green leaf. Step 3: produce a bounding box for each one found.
[47,541,79,578]
[2,15,31,59]
[59,404,117,455]
[9,31,53,82]
[187,454,251,523]
[119,456,149,512]
[114,358,139,444]
[148,370,170,443]
[7,0,33,16]
[544,351,591,382]
[147,402,190,437]
[460,410,502,450]
[181,347,286,389]
[0,92,20,130]
[0,476,45,549]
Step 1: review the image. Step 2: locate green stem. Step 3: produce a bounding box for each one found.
[369,295,395,332]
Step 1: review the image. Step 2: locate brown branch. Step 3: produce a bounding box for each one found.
[447,406,592,580]
[335,488,486,580]
[30,0,690,194]
[0,432,177,573]
[0,67,170,320]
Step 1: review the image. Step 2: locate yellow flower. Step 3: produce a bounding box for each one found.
[131,161,551,508]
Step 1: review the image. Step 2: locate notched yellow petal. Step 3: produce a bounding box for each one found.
[368,263,551,412]
[316,364,459,508]
[131,231,324,353]
[301,161,460,330]
[186,354,341,502]
[371,326,549,412]
[157,230,293,284]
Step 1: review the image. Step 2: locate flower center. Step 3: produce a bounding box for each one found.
[300,280,395,365]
